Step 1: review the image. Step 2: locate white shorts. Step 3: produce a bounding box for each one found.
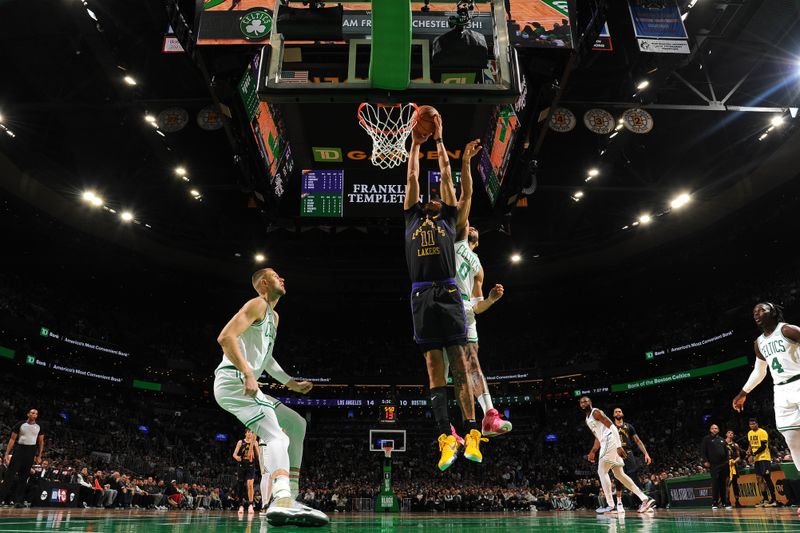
[773,377,800,432]
[599,431,625,467]
[213,367,285,443]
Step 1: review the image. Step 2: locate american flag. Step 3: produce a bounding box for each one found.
[280,70,309,83]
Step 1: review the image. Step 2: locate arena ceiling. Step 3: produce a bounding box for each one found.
[1,0,799,284]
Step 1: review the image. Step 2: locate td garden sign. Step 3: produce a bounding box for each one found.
[313,147,466,163]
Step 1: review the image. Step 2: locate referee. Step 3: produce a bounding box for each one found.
[0,408,45,507]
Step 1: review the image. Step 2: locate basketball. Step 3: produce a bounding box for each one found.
[414,105,439,138]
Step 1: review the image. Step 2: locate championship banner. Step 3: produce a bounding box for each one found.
[627,0,689,54]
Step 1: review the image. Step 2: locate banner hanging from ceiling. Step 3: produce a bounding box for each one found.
[627,0,690,54]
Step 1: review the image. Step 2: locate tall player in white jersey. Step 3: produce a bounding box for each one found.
[578,397,655,514]
[444,139,511,439]
[733,302,800,516]
[213,268,328,527]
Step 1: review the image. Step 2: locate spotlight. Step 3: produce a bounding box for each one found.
[0,113,4,123]
[254,253,266,263]
[174,166,187,176]
[123,75,137,86]
[636,80,650,90]
[144,114,156,124]
[758,133,768,141]
[632,221,640,227]
[574,191,584,198]
[615,123,624,131]
[610,132,619,139]
[82,191,103,206]
[510,254,521,263]
[588,168,599,177]
[121,211,134,222]
[638,214,652,224]
[771,116,785,128]
[670,193,691,209]
[190,189,201,197]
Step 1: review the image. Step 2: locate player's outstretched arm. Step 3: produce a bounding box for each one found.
[405,130,427,210]
[633,434,652,465]
[217,297,268,397]
[456,139,481,238]
[233,440,242,461]
[733,341,768,412]
[472,267,504,315]
[433,115,457,208]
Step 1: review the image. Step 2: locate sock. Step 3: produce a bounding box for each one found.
[260,474,271,505]
[271,475,291,501]
[463,418,479,435]
[611,466,647,501]
[430,386,450,436]
[477,393,494,416]
[289,468,300,499]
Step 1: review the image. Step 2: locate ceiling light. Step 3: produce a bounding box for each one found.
[636,80,650,90]
[610,132,619,139]
[190,189,201,197]
[254,253,266,263]
[144,114,156,123]
[615,123,624,131]
[622,225,629,230]
[0,114,4,123]
[632,221,640,227]
[758,133,768,141]
[588,168,599,177]
[181,176,190,182]
[510,254,521,263]
[123,76,137,86]
[670,193,691,209]
[571,196,581,202]
[5,130,14,137]
[121,211,134,222]
[638,214,652,224]
[771,116,785,127]
[574,191,584,198]
[585,176,593,182]
[156,130,165,137]
[174,166,187,176]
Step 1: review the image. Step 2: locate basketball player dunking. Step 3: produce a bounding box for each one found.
[404,114,486,471]
[733,302,800,516]
[579,397,656,514]
[443,138,511,440]
[213,268,328,526]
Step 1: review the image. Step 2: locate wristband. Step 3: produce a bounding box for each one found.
[433,138,443,144]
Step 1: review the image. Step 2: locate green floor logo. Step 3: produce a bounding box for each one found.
[240,11,272,41]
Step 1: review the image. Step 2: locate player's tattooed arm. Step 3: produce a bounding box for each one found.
[217,297,268,397]
[456,139,480,236]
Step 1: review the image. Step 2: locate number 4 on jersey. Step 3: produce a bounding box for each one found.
[771,357,785,374]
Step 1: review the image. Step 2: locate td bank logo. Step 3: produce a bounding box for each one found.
[645,351,654,361]
[240,10,272,41]
[313,147,343,162]
[39,327,49,337]
[26,355,36,365]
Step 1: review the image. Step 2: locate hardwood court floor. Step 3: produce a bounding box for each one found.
[0,508,798,532]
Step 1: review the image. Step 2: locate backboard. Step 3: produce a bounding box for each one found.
[369,429,407,453]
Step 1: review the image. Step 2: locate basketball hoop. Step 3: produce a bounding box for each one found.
[382,443,394,459]
[357,103,418,170]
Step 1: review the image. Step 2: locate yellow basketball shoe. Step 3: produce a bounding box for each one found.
[437,434,460,471]
[464,429,488,463]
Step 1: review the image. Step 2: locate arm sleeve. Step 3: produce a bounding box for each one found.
[263,356,291,385]
[753,442,767,456]
[742,358,768,393]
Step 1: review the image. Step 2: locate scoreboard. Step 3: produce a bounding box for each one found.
[379,399,397,424]
[300,169,344,217]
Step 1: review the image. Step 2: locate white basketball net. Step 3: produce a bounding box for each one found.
[357,103,418,170]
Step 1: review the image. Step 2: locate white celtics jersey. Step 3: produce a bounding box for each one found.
[216,301,277,377]
[757,322,800,384]
[585,408,607,442]
[454,240,481,302]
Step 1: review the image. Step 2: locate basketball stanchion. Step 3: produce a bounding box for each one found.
[378,440,399,513]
